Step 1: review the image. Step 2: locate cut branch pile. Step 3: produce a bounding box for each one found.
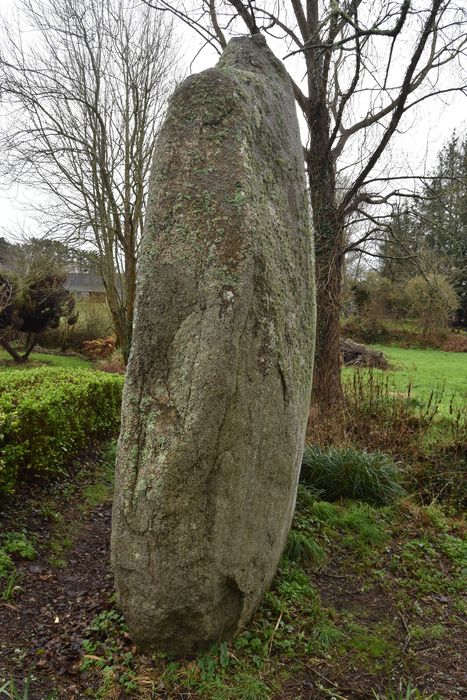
[340,338,389,369]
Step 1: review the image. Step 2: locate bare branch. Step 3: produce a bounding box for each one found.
[339,0,446,215]
[0,0,178,359]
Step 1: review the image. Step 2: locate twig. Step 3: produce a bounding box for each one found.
[267,610,283,655]
[308,665,340,688]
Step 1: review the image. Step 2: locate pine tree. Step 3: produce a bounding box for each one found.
[380,133,466,326]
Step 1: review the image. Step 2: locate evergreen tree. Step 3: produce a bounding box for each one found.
[417,133,467,325]
[380,205,421,283]
[0,263,77,362]
[380,133,466,326]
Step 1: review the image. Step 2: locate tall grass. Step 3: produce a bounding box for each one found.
[343,344,467,416]
[307,370,466,509]
[301,446,404,505]
[343,370,441,455]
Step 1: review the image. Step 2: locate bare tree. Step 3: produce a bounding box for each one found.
[145,0,467,409]
[0,0,177,361]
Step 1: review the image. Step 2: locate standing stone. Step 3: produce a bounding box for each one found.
[111,35,315,655]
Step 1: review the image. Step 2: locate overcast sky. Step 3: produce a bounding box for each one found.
[0,0,466,242]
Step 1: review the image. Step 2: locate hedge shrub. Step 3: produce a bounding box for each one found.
[0,367,123,496]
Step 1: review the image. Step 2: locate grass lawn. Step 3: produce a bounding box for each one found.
[343,345,467,415]
[0,348,91,371]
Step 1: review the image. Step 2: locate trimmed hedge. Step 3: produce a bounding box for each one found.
[0,367,123,496]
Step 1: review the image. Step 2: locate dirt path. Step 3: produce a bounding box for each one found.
[0,501,113,698]
[0,448,115,699]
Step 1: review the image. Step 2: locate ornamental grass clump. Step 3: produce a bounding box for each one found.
[301,446,404,506]
[284,529,326,567]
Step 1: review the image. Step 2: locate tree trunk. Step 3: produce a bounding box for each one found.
[22,334,37,361]
[108,300,129,363]
[312,220,345,409]
[100,262,130,364]
[0,335,36,363]
[307,156,345,410]
[0,337,23,362]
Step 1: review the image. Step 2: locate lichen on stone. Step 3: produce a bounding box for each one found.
[111,34,315,655]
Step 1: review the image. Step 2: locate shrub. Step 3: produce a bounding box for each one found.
[405,274,458,338]
[82,336,116,359]
[0,265,77,362]
[96,350,126,374]
[441,334,467,352]
[341,317,390,344]
[0,367,123,496]
[42,299,114,351]
[300,446,404,505]
[351,274,410,322]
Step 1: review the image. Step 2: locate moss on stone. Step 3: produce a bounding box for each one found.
[112,35,315,655]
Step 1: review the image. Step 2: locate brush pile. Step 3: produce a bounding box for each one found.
[340,338,389,369]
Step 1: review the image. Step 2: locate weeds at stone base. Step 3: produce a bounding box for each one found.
[52,406,466,698]
[78,482,466,699]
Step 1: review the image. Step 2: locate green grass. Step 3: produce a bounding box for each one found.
[0,349,90,371]
[3,437,464,698]
[343,345,467,415]
[76,486,466,699]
